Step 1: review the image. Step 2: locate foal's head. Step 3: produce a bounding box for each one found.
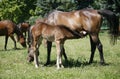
[27,46,40,62]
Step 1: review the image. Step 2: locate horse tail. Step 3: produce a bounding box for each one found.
[98,10,119,44]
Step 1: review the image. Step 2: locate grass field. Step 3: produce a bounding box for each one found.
[0,32,120,79]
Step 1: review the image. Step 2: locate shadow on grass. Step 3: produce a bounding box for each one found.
[43,57,110,68]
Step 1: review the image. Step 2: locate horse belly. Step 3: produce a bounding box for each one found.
[43,35,55,42]
[0,29,8,36]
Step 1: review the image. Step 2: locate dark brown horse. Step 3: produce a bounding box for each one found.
[0,20,27,50]
[27,22,86,68]
[28,9,119,67]
[17,22,30,37]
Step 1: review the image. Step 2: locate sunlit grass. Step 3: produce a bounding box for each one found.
[0,32,120,79]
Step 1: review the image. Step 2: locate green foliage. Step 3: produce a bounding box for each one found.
[0,0,119,24]
[0,0,36,23]
[0,0,24,22]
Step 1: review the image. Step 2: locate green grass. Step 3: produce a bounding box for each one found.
[0,32,120,79]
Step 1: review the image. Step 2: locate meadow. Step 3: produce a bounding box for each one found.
[0,32,120,79]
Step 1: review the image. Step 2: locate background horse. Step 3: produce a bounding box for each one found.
[27,22,86,68]
[17,22,30,38]
[43,9,119,65]
[0,20,26,50]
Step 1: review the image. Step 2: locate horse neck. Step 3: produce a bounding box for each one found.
[14,25,23,37]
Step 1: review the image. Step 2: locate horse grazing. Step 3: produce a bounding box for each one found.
[0,20,27,50]
[42,9,119,65]
[17,22,30,38]
[27,22,86,68]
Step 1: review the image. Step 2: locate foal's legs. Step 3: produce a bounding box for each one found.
[32,38,41,68]
[55,41,64,69]
[45,41,68,66]
[10,35,17,49]
[89,34,105,64]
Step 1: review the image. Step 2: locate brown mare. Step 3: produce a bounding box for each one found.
[17,22,30,37]
[27,22,86,68]
[0,20,27,50]
[44,9,119,66]
[28,9,119,68]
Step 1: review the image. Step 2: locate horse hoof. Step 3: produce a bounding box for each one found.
[61,65,64,68]
[35,65,39,68]
[88,61,92,64]
[100,62,106,66]
[44,62,50,66]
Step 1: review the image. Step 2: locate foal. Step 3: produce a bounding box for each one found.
[28,22,87,69]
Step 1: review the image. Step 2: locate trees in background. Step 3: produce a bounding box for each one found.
[0,0,119,24]
[0,0,36,23]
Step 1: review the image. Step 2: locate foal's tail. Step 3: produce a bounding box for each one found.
[98,10,119,44]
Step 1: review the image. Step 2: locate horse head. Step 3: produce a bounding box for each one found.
[15,25,27,48]
[19,35,27,48]
[27,46,40,62]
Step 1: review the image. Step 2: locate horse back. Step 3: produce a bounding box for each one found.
[45,9,102,33]
[0,20,15,36]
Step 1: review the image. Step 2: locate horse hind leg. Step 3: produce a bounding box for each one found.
[89,35,105,65]
[55,41,64,69]
[96,39,105,65]
[62,46,68,62]
[89,35,96,64]
[44,41,52,66]
[4,35,9,50]
[10,35,17,49]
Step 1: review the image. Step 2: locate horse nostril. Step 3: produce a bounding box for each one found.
[27,56,34,62]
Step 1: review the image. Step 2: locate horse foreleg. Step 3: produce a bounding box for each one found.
[4,35,8,50]
[10,35,17,49]
[96,39,105,65]
[89,35,97,64]
[62,46,68,62]
[33,38,40,68]
[44,41,52,66]
[33,45,39,68]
